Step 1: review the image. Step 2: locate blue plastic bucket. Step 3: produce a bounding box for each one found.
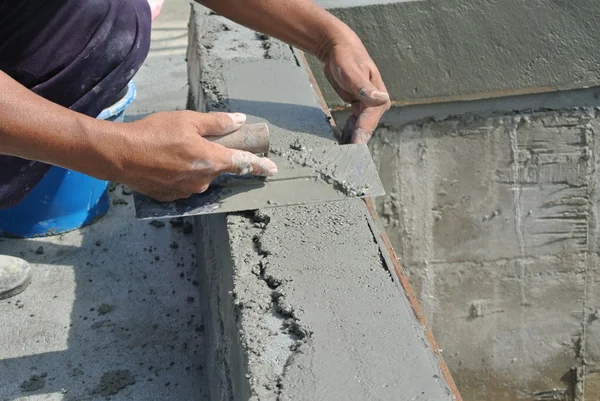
[0,81,137,238]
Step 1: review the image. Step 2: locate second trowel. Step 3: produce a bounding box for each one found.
[133,123,385,219]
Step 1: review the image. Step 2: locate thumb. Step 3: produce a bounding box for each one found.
[337,64,389,107]
[220,149,278,177]
[196,112,247,137]
[357,84,389,107]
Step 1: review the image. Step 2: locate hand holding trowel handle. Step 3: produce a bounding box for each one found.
[115,111,275,202]
[0,73,274,206]
[0,0,389,210]
[206,121,270,155]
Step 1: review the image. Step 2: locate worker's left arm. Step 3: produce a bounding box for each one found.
[198,0,390,144]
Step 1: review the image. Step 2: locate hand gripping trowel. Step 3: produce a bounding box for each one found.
[133,123,385,219]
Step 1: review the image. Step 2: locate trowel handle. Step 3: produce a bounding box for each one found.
[207,123,270,154]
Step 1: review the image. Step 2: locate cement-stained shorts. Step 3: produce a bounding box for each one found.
[0,0,152,209]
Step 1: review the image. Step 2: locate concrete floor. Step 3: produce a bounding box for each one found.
[0,1,208,400]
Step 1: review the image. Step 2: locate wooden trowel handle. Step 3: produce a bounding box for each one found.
[207,123,270,154]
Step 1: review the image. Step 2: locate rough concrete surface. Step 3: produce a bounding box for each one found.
[309,0,600,107]
[357,95,600,400]
[0,1,208,400]
[190,4,457,401]
[0,184,206,401]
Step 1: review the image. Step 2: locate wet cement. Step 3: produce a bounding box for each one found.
[190,4,456,400]
[224,202,453,400]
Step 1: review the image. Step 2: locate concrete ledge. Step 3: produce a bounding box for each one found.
[307,0,600,108]
[189,4,461,400]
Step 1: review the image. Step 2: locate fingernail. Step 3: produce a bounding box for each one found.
[371,91,389,100]
[228,113,246,127]
[261,159,278,176]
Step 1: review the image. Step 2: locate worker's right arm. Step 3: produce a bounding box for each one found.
[0,71,276,202]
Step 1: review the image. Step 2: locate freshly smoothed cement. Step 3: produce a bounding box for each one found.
[189,4,457,400]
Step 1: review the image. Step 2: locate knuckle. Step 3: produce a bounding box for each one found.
[180,110,197,120]
[179,110,200,127]
[213,113,231,129]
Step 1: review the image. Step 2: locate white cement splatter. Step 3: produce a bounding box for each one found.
[231,152,277,176]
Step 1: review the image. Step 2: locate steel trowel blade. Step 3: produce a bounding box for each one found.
[133,144,385,219]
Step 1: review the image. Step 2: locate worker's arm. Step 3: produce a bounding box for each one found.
[199,0,390,144]
[0,71,276,202]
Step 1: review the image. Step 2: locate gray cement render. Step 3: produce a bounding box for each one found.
[346,93,600,400]
[0,1,208,400]
[189,4,456,400]
[308,0,600,107]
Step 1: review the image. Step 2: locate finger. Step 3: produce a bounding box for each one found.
[220,149,278,177]
[351,104,387,144]
[188,183,210,194]
[338,64,389,107]
[194,112,247,137]
[370,69,391,109]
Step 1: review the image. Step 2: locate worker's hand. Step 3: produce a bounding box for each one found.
[114,111,277,202]
[322,39,390,144]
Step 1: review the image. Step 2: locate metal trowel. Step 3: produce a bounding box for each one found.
[133,123,385,219]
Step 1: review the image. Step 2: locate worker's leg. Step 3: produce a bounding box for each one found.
[0,0,152,210]
[0,256,31,300]
[0,0,151,299]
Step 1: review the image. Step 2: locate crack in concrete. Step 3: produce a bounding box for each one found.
[243,211,313,399]
[508,116,529,307]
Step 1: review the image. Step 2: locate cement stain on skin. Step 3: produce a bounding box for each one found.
[92,370,136,397]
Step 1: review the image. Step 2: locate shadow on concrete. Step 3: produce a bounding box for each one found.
[0,188,207,401]
[226,98,334,141]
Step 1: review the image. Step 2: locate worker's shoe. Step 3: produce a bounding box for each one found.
[0,255,32,300]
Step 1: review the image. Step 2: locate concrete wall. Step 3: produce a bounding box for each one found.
[306,1,600,399]
[329,89,600,400]
[188,4,461,400]
[309,0,600,108]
